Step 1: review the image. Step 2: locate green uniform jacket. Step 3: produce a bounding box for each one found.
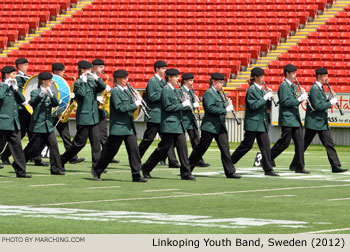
[201,88,228,134]
[182,87,198,130]
[305,82,331,131]
[29,88,60,133]
[109,87,137,136]
[96,77,107,121]
[74,77,106,126]
[0,83,25,131]
[160,84,186,134]
[16,72,30,111]
[244,84,272,132]
[144,75,164,123]
[278,80,302,127]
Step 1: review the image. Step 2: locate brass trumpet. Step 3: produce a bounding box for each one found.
[58,74,77,123]
[98,71,111,116]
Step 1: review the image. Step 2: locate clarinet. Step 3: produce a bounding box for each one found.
[262,80,278,107]
[177,82,197,120]
[126,82,152,120]
[220,88,241,125]
[326,81,344,116]
[192,89,202,121]
[295,78,315,112]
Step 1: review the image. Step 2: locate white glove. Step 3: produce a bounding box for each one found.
[70,93,75,99]
[4,78,12,87]
[39,88,46,97]
[297,93,307,102]
[182,100,191,107]
[97,96,103,103]
[105,85,111,92]
[22,101,28,106]
[91,72,99,80]
[226,104,233,112]
[193,102,200,108]
[263,92,272,101]
[135,99,142,106]
[11,81,18,91]
[47,88,53,98]
[330,97,338,105]
[80,74,88,82]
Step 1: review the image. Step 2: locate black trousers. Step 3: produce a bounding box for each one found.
[22,132,63,173]
[99,117,108,147]
[290,128,341,169]
[2,110,42,162]
[0,129,26,175]
[187,127,205,164]
[142,132,192,177]
[138,122,178,164]
[94,134,141,177]
[270,126,304,170]
[231,131,273,172]
[61,124,101,167]
[189,129,236,176]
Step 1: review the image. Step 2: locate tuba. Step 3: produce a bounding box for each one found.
[98,71,111,116]
[59,74,77,123]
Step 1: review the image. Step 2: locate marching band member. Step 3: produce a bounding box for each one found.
[52,62,84,164]
[60,60,105,169]
[181,73,210,167]
[142,68,195,180]
[189,73,241,179]
[16,72,64,175]
[138,60,179,168]
[0,66,31,177]
[290,68,347,173]
[1,58,48,167]
[270,64,309,173]
[231,68,279,176]
[92,70,147,182]
[92,59,119,164]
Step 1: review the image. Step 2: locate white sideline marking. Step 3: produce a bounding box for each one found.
[302,227,350,234]
[87,186,121,190]
[143,189,179,193]
[327,198,350,201]
[29,184,66,187]
[264,195,295,199]
[30,183,350,207]
[0,181,12,184]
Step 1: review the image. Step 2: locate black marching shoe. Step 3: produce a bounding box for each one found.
[181,175,196,180]
[168,163,180,168]
[196,161,210,167]
[91,169,101,181]
[289,166,296,171]
[332,167,348,173]
[1,155,11,165]
[51,170,65,175]
[226,173,241,179]
[69,157,85,164]
[111,159,120,164]
[132,176,148,182]
[159,160,167,166]
[34,160,49,167]
[295,169,310,174]
[16,173,32,178]
[265,170,280,176]
[141,166,152,178]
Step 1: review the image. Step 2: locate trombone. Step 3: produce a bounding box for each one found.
[126,82,152,120]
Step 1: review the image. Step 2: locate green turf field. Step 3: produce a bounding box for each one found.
[1,139,350,234]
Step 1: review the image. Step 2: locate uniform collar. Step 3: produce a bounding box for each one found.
[254,82,262,90]
[315,81,323,90]
[211,86,218,92]
[155,74,162,81]
[285,78,293,86]
[17,70,25,76]
[117,85,127,91]
[167,82,175,90]
[183,85,190,92]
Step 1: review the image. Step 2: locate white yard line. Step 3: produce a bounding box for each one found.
[327,198,350,201]
[87,186,121,190]
[30,183,350,207]
[0,181,12,184]
[264,195,295,199]
[143,189,179,193]
[29,184,66,187]
[301,227,350,234]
